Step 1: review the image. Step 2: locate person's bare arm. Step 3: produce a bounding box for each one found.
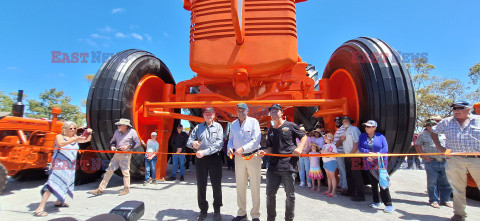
[431,132,446,153]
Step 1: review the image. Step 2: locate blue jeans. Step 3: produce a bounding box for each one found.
[172,155,186,178]
[298,157,311,184]
[145,156,157,181]
[337,157,347,189]
[425,160,452,203]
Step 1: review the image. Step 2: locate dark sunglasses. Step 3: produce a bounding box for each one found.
[69,128,77,131]
[365,126,375,128]
[426,124,435,127]
[452,106,465,110]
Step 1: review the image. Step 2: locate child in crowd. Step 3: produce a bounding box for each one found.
[321,133,338,197]
[308,142,323,191]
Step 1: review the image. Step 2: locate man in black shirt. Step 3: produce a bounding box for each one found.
[168,124,189,181]
[259,104,307,221]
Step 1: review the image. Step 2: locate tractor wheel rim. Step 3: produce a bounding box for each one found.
[329,68,360,123]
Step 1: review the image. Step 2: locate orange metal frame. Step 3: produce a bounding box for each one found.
[0,108,63,175]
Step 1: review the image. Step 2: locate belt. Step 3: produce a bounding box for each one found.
[242,149,258,157]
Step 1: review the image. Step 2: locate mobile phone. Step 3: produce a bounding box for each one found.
[81,130,91,138]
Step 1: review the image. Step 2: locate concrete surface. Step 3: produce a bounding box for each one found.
[1,162,479,221]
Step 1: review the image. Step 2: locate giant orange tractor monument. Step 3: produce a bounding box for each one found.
[87,0,416,179]
[85,0,480,199]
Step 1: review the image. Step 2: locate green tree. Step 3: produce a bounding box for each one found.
[27,88,85,126]
[0,91,14,113]
[468,62,480,85]
[411,58,467,132]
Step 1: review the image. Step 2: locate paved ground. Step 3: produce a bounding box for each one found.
[1,162,479,221]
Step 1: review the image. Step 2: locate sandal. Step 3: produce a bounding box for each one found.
[54,203,70,207]
[430,202,440,208]
[440,202,453,208]
[33,211,48,217]
[323,191,329,195]
[328,193,337,198]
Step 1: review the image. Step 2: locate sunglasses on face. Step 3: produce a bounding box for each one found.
[426,124,435,127]
[365,126,375,128]
[452,106,465,111]
[69,128,77,131]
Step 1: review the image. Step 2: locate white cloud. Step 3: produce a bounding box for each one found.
[112,8,125,14]
[131,33,143,40]
[98,26,114,33]
[144,34,152,42]
[78,38,98,47]
[91,33,110,40]
[130,25,139,30]
[7,67,18,70]
[163,32,169,37]
[115,32,127,38]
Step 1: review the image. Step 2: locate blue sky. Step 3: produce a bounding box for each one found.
[1,0,479,111]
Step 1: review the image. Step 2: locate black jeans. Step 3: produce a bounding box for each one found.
[196,153,223,213]
[345,157,365,198]
[368,171,392,206]
[266,170,296,221]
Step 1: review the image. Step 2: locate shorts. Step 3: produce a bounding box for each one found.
[323,160,338,172]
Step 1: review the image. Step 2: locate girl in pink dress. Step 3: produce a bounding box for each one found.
[308,143,324,191]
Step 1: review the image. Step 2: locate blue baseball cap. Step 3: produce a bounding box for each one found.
[363,120,378,127]
[450,101,470,107]
[237,102,248,110]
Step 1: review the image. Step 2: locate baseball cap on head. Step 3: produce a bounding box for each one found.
[450,101,469,107]
[363,120,378,127]
[237,102,248,110]
[151,132,157,136]
[203,107,215,114]
[425,119,437,125]
[268,104,282,111]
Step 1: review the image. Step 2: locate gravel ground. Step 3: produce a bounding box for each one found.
[1,162,479,221]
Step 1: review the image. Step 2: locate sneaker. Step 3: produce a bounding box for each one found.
[143,181,148,186]
[299,182,305,187]
[151,179,157,184]
[383,205,395,213]
[167,176,176,181]
[213,212,222,221]
[118,189,129,196]
[187,169,191,172]
[197,213,207,221]
[307,183,312,188]
[451,214,466,221]
[88,189,103,195]
[232,215,247,221]
[179,176,184,181]
[369,202,381,209]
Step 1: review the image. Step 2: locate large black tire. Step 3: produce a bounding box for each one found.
[87,49,175,179]
[323,37,416,174]
[0,163,7,193]
[74,142,104,185]
[467,186,480,201]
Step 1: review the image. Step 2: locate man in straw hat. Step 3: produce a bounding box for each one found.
[89,118,141,196]
[187,107,224,221]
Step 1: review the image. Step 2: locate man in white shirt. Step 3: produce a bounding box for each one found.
[227,103,262,221]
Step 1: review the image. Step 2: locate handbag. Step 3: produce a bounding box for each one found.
[378,156,391,190]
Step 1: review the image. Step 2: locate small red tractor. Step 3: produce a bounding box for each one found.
[0,90,102,193]
[85,0,479,199]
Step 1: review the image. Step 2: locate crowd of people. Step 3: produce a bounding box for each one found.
[32,101,480,221]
